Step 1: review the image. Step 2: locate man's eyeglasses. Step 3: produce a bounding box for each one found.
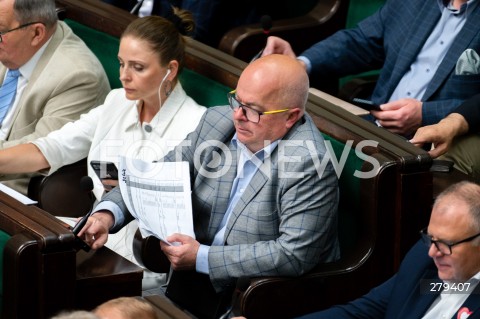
[227,90,290,123]
[420,228,480,255]
[0,22,43,43]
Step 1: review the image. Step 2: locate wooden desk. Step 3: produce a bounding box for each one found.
[76,246,143,310]
[143,295,196,319]
[0,189,142,318]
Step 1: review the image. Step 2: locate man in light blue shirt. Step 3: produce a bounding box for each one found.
[263,0,480,139]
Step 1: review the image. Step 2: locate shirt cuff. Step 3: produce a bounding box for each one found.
[92,201,125,231]
[196,244,210,274]
[297,56,312,74]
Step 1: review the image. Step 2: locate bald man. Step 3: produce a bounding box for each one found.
[80,54,340,296]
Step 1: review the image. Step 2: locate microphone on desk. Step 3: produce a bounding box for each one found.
[72,176,95,252]
[260,15,273,35]
[218,276,251,319]
[250,15,273,63]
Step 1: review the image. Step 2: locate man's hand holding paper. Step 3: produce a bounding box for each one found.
[160,233,200,270]
[118,156,195,245]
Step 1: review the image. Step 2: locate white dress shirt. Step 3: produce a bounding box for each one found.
[422,272,480,319]
[139,0,154,17]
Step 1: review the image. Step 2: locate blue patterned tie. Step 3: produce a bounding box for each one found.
[0,69,20,124]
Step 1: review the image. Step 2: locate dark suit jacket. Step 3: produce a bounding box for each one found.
[298,241,480,319]
[301,0,480,126]
[455,93,480,133]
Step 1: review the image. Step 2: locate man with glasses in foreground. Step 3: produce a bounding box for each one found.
[292,180,480,319]
[0,0,109,194]
[78,54,340,314]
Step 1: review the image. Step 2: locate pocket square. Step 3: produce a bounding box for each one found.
[456,49,480,75]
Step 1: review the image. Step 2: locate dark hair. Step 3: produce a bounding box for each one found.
[13,0,58,28]
[121,9,195,72]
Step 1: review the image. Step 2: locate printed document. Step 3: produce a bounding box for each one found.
[119,156,194,245]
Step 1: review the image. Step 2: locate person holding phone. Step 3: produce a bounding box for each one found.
[0,14,206,289]
[261,0,480,138]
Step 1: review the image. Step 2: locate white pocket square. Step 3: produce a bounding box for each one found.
[456,49,480,75]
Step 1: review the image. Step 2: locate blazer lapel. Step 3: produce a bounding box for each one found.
[386,1,441,99]
[397,268,441,318]
[222,161,269,241]
[207,141,238,239]
[11,22,63,124]
[424,3,480,100]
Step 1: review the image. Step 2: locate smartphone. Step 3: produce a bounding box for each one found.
[351,98,381,111]
[90,160,118,180]
[430,159,454,173]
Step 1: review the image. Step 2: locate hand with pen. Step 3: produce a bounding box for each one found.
[70,176,114,250]
[75,210,114,250]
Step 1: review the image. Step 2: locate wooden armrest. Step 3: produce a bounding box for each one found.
[218,0,349,62]
[309,88,369,116]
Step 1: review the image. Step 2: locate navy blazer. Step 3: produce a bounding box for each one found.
[298,241,480,319]
[301,0,480,126]
[455,93,480,133]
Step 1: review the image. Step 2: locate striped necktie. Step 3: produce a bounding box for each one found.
[0,69,20,125]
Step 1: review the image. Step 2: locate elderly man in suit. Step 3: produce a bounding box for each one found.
[263,0,480,139]
[79,54,340,297]
[0,0,110,194]
[288,181,480,319]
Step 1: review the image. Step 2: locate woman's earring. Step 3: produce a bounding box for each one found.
[164,80,172,96]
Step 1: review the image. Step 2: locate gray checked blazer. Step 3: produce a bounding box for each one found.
[104,106,340,291]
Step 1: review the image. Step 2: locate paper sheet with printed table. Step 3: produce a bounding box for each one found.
[119,156,195,244]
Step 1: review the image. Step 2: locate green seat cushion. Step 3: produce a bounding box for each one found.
[339,0,386,88]
[179,69,231,107]
[322,134,363,250]
[345,0,385,29]
[64,19,231,107]
[65,19,122,89]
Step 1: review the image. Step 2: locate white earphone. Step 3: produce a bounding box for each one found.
[158,68,172,107]
[159,68,171,90]
[164,68,171,80]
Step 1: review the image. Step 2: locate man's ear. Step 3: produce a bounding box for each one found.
[285,108,302,129]
[30,23,47,46]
